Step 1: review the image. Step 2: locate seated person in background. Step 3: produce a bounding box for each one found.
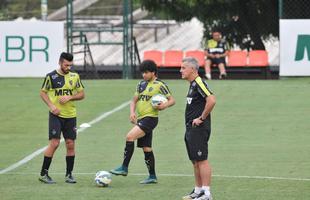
[204,31,228,80]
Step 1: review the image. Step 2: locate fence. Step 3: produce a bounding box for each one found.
[280,0,310,19]
[1,1,310,79]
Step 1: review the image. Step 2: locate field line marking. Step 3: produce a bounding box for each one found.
[3,172,310,181]
[133,173,310,181]
[0,101,131,175]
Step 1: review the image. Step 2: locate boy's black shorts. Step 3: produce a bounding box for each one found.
[136,117,158,148]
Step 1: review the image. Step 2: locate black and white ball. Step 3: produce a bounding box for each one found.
[94,171,112,187]
[151,94,168,107]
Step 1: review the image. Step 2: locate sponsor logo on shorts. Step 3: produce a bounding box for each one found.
[197,150,202,156]
[51,129,56,135]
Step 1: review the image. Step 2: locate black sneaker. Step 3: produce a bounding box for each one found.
[195,193,213,200]
[139,175,157,184]
[39,174,56,184]
[65,174,77,184]
[110,165,128,176]
[219,73,227,79]
[182,189,201,200]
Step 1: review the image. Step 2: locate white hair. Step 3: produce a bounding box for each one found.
[182,57,199,71]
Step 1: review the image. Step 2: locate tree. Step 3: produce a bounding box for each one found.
[0,0,66,20]
[139,0,279,50]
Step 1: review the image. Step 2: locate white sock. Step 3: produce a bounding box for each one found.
[194,186,202,194]
[202,186,210,196]
[205,73,211,80]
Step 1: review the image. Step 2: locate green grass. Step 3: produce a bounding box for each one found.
[0,78,310,200]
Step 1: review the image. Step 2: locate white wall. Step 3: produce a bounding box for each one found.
[280,20,310,76]
[0,21,64,77]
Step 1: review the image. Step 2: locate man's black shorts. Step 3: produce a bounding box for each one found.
[208,57,226,65]
[49,112,77,140]
[184,123,211,161]
[136,117,158,148]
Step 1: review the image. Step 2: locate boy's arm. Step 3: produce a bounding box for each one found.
[156,95,175,111]
[129,95,139,124]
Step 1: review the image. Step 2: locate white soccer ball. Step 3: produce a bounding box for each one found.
[151,94,168,107]
[94,171,112,187]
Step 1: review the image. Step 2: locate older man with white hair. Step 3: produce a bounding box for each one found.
[180,57,216,200]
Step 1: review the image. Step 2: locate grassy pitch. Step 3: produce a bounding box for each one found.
[0,78,309,200]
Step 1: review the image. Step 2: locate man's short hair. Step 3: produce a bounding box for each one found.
[59,52,73,62]
[182,57,199,71]
[139,60,158,75]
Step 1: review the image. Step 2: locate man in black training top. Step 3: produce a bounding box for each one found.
[181,57,216,200]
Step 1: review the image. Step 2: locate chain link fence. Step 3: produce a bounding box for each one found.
[68,0,132,79]
[280,0,310,19]
[0,0,65,20]
[2,1,309,79]
[0,0,137,79]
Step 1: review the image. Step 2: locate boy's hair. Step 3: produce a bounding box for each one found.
[59,52,74,62]
[139,60,157,75]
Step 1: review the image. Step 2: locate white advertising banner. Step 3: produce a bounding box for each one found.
[0,21,64,77]
[280,20,310,76]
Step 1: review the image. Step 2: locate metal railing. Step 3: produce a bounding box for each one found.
[71,35,99,79]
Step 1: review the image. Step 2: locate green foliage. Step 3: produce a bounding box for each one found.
[0,0,134,19]
[0,0,65,20]
[77,0,123,16]
[140,0,279,50]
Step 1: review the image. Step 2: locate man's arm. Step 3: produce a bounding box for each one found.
[40,90,60,115]
[200,95,216,120]
[192,94,216,126]
[223,50,228,57]
[59,90,85,105]
[205,49,215,59]
[219,42,229,58]
[215,50,227,58]
[71,90,85,101]
[220,49,228,58]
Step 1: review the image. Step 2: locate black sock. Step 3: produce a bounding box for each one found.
[40,156,52,176]
[66,155,75,176]
[122,141,134,167]
[144,151,156,176]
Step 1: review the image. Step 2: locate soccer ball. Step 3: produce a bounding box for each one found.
[94,171,112,187]
[151,94,168,107]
